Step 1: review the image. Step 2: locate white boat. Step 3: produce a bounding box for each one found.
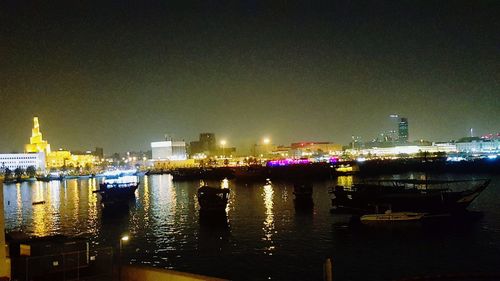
[360,211,426,222]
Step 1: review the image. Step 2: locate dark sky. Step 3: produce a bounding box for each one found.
[1,1,499,153]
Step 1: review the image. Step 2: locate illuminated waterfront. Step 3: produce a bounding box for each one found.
[3,174,500,280]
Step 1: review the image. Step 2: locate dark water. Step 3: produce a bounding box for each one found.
[3,174,500,281]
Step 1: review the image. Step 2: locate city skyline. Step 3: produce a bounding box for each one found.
[1,1,498,152]
[0,115,499,153]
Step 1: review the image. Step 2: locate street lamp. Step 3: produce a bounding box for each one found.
[220,140,227,158]
[119,235,129,281]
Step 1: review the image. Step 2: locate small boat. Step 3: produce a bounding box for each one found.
[32,200,46,205]
[293,182,314,208]
[197,186,230,212]
[360,211,426,223]
[93,175,139,206]
[36,173,64,182]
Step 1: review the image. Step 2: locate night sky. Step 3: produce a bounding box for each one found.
[1,1,498,153]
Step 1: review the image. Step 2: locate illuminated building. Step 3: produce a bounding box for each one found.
[22,117,97,169]
[151,141,187,161]
[25,117,51,154]
[398,117,409,143]
[46,150,97,169]
[270,145,290,158]
[290,142,343,157]
[46,150,71,168]
[0,152,46,171]
[354,143,456,157]
[455,138,500,153]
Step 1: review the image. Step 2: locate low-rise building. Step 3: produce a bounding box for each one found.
[455,139,500,153]
[0,152,46,172]
[151,141,187,161]
[355,143,457,157]
[290,142,343,157]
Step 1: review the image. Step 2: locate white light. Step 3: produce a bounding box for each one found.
[121,235,129,241]
[356,157,366,162]
[151,141,172,148]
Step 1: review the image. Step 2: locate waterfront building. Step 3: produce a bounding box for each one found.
[356,143,456,158]
[189,133,217,156]
[0,152,46,172]
[455,138,500,153]
[23,117,97,169]
[46,149,97,169]
[151,141,187,161]
[24,117,51,154]
[290,142,343,157]
[252,143,277,158]
[270,145,291,158]
[398,117,409,143]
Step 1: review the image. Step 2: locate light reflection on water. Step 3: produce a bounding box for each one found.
[337,175,353,188]
[2,173,500,281]
[262,182,275,254]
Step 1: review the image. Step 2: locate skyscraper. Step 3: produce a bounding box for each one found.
[398,117,409,143]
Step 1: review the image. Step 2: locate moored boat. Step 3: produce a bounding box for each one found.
[197,186,230,212]
[293,182,314,208]
[330,179,490,215]
[94,175,139,206]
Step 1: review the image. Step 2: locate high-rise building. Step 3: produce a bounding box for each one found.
[398,117,409,143]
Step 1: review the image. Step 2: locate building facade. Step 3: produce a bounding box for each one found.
[23,117,97,169]
[398,117,409,143]
[290,142,343,157]
[189,133,217,156]
[455,139,500,153]
[151,141,187,160]
[0,152,46,172]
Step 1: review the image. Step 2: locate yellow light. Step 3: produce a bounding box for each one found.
[263,138,270,145]
[121,235,129,241]
[220,140,227,146]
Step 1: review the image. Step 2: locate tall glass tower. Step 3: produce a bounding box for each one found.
[398,117,409,143]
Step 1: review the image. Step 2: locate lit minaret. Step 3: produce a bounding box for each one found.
[25,117,51,154]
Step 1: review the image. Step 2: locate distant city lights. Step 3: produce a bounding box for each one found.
[266,158,310,167]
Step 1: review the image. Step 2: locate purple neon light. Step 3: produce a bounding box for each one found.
[329,157,339,163]
[266,158,311,167]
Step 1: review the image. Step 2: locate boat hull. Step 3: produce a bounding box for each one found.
[330,179,490,215]
[97,183,139,203]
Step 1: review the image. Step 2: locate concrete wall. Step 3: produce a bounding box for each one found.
[122,265,227,281]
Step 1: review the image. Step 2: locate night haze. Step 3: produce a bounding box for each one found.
[1,1,498,153]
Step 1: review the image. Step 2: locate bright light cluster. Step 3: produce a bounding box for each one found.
[266,158,310,167]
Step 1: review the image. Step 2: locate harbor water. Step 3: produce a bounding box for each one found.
[3,174,500,280]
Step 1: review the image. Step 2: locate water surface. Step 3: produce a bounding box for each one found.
[3,174,500,280]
